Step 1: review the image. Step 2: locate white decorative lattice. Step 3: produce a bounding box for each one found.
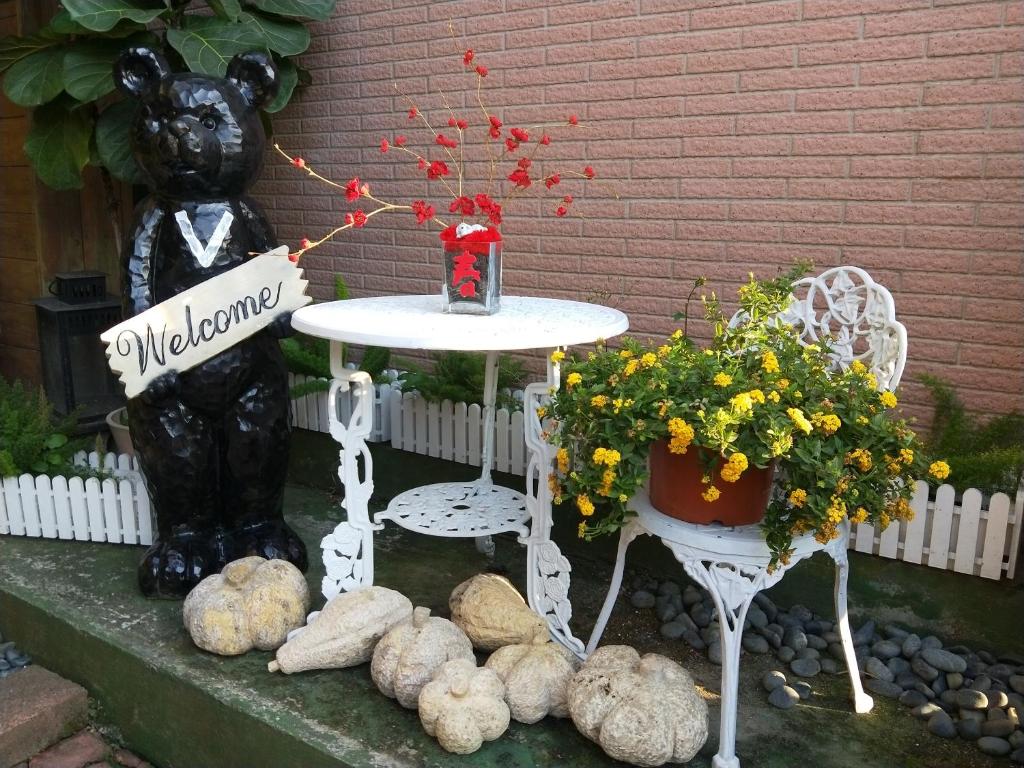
[374,482,530,538]
[786,266,907,389]
[321,521,373,599]
[730,266,907,390]
[530,540,585,657]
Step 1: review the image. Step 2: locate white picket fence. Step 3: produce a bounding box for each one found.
[0,451,154,546]
[290,374,1024,581]
[850,480,1023,581]
[288,372,530,475]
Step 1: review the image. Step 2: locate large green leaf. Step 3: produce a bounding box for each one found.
[50,9,147,38]
[166,17,266,76]
[62,0,165,33]
[244,0,336,21]
[208,0,242,20]
[0,31,62,74]
[3,47,66,106]
[24,98,93,189]
[240,11,310,56]
[263,56,296,113]
[95,97,146,185]
[64,40,130,101]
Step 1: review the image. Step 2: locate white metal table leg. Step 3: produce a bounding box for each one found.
[524,349,586,658]
[585,521,643,655]
[319,340,381,600]
[826,526,874,714]
[473,350,501,557]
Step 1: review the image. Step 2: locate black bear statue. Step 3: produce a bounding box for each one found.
[113,47,307,598]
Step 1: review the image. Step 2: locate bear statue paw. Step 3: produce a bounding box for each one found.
[233,519,308,572]
[138,532,225,599]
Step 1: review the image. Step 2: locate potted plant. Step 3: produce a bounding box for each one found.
[548,270,952,569]
[105,405,133,456]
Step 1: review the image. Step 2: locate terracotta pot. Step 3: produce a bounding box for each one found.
[648,440,773,525]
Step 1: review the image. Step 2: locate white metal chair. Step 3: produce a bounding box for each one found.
[585,265,907,768]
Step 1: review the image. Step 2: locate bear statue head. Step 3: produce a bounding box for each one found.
[114,47,279,200]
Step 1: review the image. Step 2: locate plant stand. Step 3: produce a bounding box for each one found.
[291,294,628,658]
[586,492,873,768]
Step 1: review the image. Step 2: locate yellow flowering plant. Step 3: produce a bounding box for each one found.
[549,268,951,568]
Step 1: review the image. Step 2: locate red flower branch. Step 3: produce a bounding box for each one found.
[278,24,615,261]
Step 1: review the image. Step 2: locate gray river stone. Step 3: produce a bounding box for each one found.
[902,634,922,659]
[660,621,688,640]
[982,719,1017,738]
[820,658,840,675]
[899,690,928,708]
[912,702,945,720]
[958,689,989,710]
[852,621,876,646]
[865,679,904,699]
[658,580,680,596]
[792,681,812,700]
[790,658,821,678]
[978,737,1012,757]
[946,672,964,690]
[763,670,787,692]
[865,657,895,683]
[888,657,911,677]
[957,718,983,740]
[747,606,768,630]
[922,648,967,674]
[783,627,808,652]
[743,634,770,654]
[873,640,901,660]
[777,646,796,664]
[926,711,957,739]
[768,685,799,710]
[989,690,1010,709]
[921,635,943,651]
[1010,675,1024,696]
[912,656,940,682]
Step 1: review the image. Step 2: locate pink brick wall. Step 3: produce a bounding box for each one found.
[254,0,1024,429]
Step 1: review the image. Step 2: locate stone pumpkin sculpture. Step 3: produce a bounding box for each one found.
[371,607,475,709]
[484,633,581,724]
[182,556,309,656]
[268,586,412,674]
[113,47,305,598]
[418,659,511,755]
[567,645,709,767]
[449,573,548,651]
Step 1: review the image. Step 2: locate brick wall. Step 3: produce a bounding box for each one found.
[255,0,1024,429]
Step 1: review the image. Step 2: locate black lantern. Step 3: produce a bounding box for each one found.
[33,272,123,430]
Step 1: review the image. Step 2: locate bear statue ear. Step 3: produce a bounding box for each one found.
[227,51,279,109]
[114,47,170,99]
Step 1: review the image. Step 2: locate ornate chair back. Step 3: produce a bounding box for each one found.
[777,266,907,391]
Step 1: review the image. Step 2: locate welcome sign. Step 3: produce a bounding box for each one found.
[101,247,312,398]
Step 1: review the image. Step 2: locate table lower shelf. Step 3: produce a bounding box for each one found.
[374,482,530,539]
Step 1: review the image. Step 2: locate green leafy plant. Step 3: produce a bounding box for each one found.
[920,374,1024,495]
[550,271,950,568]
[398,352,526,411]
[0,377,92,478]
[0,0,335,192]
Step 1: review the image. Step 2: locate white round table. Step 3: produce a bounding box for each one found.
[292,294,628,657]
[586,491,874,768]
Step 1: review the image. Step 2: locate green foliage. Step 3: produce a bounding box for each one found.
[0,377,89,478]
[398,352,525,411]
[0,0,336,189]
[920,374,1024,495]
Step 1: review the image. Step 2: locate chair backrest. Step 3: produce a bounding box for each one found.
[779,266,907,390]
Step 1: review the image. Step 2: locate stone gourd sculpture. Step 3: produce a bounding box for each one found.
[484,635,581,724]
[268,586,413,674]
[449,573,548,651]
[182,556,309,655]
[567,645,709,767]
[418,659,511,755]
[112,47,306,598]
[371,607,475,709]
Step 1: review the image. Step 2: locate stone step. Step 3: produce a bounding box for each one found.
[0,666,87,768]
